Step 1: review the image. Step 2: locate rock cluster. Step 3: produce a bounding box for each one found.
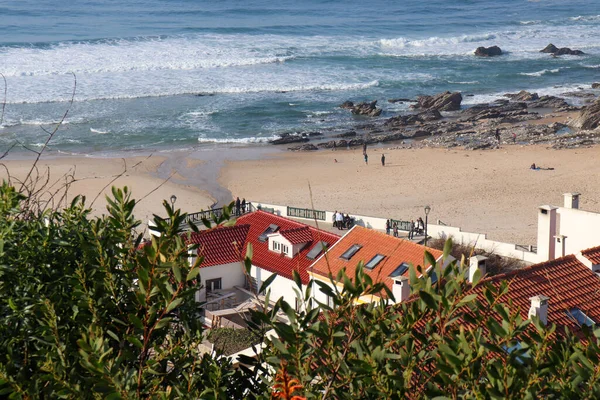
[571,98,600,130]
[411,91,462,112]
[539,44,585,56]
[340,100,382,117]
[474,46,503,57]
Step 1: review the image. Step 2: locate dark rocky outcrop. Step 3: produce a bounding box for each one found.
[571,99,600,130]
[333,130,357,138]
[474,45,503,57]
[539,43,585,56]
[505,90,539,101]
[592,83,600,89]
[288,143,318,151]
[269,133,310,145]
[383,109,442,127]
[388,98,414,103]
[528,95,569,109]
[411,91,462,112]
[339,100,382,117]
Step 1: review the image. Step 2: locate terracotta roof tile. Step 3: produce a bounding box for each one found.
[310,226,444,294]
[186,224,249,268]
[279,226,313,244]
[472,254,600,332]
[236,211,340,284]
[581,246,600,265]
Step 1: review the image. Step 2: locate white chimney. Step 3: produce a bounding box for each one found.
[393,276,411,303]
[528,295,550,326]
[554,235,567,259]
[469,255,488,283]
[537,206,558,261]
[563,192,580,209]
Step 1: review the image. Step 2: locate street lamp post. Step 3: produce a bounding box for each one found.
[424,205,431,246]
[170,194,177,208]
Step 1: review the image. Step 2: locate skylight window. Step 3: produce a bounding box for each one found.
[258,224,280,242]
[365,254,385,270]
[340,244,362,261]
[306,241,328,260]
[390,263,410,278]
[567,308,595,327]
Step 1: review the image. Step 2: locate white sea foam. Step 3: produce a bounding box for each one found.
[519,20,540,25]
[519,68,561,77]
[570,15,600,22]
[197,135,278,144]
[448,80,480,85]
[90,128,109,134]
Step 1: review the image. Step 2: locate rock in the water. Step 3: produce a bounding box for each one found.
[540,44,559,54]
[505,90,539,101]
[411,91,462,112]
[539,43,585,56]
[388,98,414,103]
[340,100,382,117]
[592,83,600,89]
[571,99,600,130]
[474,46,502,57]
[528,95,569,109]
[270,133,310,145]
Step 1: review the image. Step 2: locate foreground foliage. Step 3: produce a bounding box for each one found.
[1,182,600,399]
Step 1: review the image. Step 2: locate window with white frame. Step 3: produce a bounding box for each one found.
[273,241,281,251]
[281,244,289,255]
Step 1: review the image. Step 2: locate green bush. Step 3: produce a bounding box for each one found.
[208,328,261,356]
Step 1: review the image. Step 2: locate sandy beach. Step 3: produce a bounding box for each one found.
[220,145,600,245]
[0,155,215,233]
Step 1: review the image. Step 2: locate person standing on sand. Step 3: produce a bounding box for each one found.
[363,142,367,154]
[495,128,501,143]
[364,153,368,165]
[333,141,336,151]
[381,153,385,166]
[513,132,516,143]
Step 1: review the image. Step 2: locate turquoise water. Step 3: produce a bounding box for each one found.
[0,0,599,154]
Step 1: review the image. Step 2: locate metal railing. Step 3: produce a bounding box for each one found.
[287,206,326,221]
[162,208,224,227]
[390,219,413,231]
[515,244,537,253]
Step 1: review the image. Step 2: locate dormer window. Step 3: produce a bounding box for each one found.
[273,241,281,252]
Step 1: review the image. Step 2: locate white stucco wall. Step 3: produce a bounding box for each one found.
[557,207,600,256]
[196,262,246,302]
[250,265,305,309]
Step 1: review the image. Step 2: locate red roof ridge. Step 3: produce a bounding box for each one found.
[482,253,579,284]
[280,226,310,234]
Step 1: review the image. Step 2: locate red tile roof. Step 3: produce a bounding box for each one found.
[279,226,313,244]
[310,226,444,294]
[581,245,600,265]
[473,254,600,332]
[236,211,340,284]
[186,224,250,268]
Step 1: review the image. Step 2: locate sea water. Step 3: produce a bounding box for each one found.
[0,0,599,155]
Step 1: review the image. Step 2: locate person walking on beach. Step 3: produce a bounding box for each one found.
[333,141,337,151]
[512,132,516,143]
[386,219,391,235]
[495,128,501,144]
[363,142,367,154]
[381,153,385,166]
[235,197,241,216]
[364,153,368,165]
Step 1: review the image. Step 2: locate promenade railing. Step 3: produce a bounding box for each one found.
[287,206,326,221]
[390,219,413,232]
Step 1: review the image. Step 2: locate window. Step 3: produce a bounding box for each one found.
[258,224,280,242]
[430,270,438,284]
[273,241,281,251]
[365,254,385,270]
[567,308,595,327]
[281,244,289,255]
[340,244,362,261]
[390,263,410,278]
[205,278,222,294]
[327,295,334,308]
[306,241,328,260]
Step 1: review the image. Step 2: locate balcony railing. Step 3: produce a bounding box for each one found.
[287,206,326,221]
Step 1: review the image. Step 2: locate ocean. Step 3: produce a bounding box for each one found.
[1,0,599,155]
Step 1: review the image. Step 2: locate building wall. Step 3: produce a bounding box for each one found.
[250,265,305,309]
[557,207,600,256]
[196,262,246,302]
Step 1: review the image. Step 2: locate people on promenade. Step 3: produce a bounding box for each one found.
[417,217,425,234]
[241,198,246,214]
[408,220,415,239]
[381,153,385,166]
[336,211,344,230]
[332,211,338,228]
[235,197,241,216]
[393,223,398,238]
[386,219,391,235]
[364,153,368,165]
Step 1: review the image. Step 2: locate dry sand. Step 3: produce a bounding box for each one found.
[0,155,215,231]
[220,145,600,245]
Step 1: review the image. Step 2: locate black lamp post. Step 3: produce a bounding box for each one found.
[424,205,431,246]
[170,194,177,208]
